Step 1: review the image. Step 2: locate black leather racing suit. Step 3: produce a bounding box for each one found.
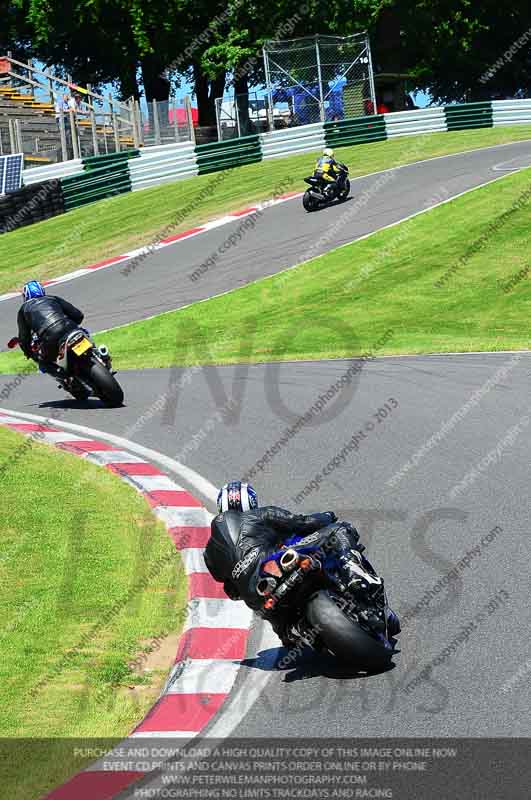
[204,506,361,643]
[17,295,84,370]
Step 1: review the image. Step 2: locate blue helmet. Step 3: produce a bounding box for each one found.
[22,281,46,301]
[217,481,258,513]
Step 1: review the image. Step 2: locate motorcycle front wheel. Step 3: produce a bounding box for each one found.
[338,178,350,201]
[306,589,395,670]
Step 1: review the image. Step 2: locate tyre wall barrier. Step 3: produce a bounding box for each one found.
[0,178,64,234]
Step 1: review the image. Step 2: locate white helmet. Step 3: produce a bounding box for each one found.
[323,147,334,158]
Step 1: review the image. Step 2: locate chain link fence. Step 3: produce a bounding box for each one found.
[263,33,376,128]
[143,97,195,146]
[215,92,282,140]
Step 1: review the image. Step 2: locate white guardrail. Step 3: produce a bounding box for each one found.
[129,141,197,191]
[23,158,84,184]
[492,99,531,127]
[383,107,447,138]
[260,122,325,159]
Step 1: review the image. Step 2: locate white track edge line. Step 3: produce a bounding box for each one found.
[0,407,217,506]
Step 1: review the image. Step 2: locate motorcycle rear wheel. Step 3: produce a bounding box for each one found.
[306,589,395,670]
[303,190,319,212]
[69,381,90,402]
[82,359,124,407]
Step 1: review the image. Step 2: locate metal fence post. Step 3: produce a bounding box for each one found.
[152,98,161,144]
[58,109,68,161]
[135,100,144,146]
[262,46,275,132]
[103,117,109,154]
[131,98,140,148]
[14,119,23,153]
[86,83,98,155]
[315,35,325,122]
[110,95,120,151]
[89,104,99,156]
[8,118,16,153]
[184,94,195,143]
[46,69,54,106]
[69,110,80,159]
[235,97,241,138]
[172,96,178,142]
[366,34,377,115]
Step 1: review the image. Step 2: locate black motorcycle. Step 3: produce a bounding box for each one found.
[302,163,350,211]
[8,329,124,407]
[258,529,399,670]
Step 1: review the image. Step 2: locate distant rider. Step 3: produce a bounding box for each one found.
[314,147,342,196]
[17,281,85,376]
[203,480,380,648]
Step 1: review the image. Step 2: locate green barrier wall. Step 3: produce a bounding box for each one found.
[59,150,139,210]
[195,134,262,175]
[324,115,387,147]
[444,102,493,131]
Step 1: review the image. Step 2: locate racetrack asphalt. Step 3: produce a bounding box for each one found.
[1,138,531,349]
[3,350,530,738]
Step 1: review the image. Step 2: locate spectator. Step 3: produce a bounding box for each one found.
[54,92,69,120]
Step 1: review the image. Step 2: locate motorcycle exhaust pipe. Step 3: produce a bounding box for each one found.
[256,577,277,597]
[98,345,109,357]
[280,549,300,573]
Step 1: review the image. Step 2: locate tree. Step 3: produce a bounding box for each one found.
[389,0,531,101]
[1,1,33,61]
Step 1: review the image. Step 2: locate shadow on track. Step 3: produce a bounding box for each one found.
[36,398,124,411]
[241,646,395,683]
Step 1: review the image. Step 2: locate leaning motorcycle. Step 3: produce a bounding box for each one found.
[257,529,399,670]
[7,329,124,407]
[302,163,350,212]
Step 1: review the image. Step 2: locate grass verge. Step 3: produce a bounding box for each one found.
[1,125,531,294]
[0,161,527,371]
[0,425,187,798]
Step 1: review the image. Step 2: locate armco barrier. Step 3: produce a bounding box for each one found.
[57,150,139,210]
[324,114,387,147]
[82,149,140,171]
[383,107,447,139]
[492,99,531,127]
[260,122,325,159]
[23,159,84,185]
[0,178,64,234]
[129,141,198,191]
[444,101,493,131]
[195,134,262,175]
[60,161,131,210]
